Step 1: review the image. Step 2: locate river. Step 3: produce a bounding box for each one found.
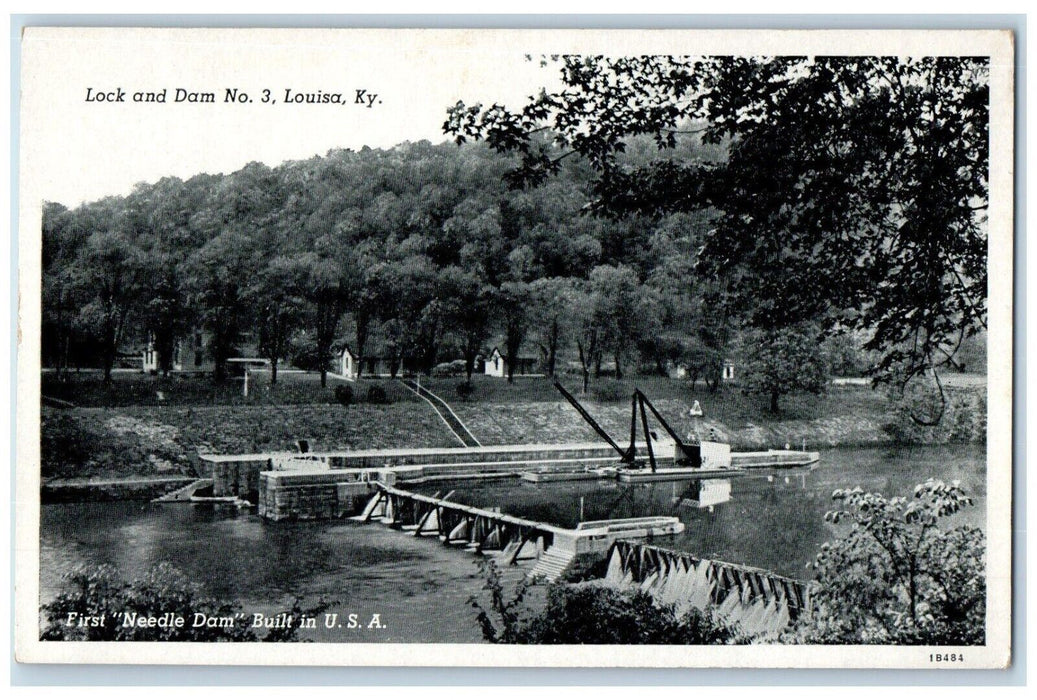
[39,445,986,642]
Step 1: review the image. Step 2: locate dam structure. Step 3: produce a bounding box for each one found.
[356,484,684,582]
[200,440,674,518]
[603,540,813,639]
[198,380,816,518]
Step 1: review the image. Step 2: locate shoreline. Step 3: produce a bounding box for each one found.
[41,476,198,503]
[41,442,984,504]
[40,383,986,504]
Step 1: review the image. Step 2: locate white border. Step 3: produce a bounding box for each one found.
[14,27,1015,668]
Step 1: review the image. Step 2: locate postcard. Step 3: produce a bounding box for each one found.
[15,26,1014,668]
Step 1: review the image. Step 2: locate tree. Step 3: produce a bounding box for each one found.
[439,266,494,383]
[738,324,829,412]
[345,245,381,379]
[125,177,215,376]
[528,277,579,377]
[496,281,531,383]
[567,282,600,394]
[74,229,145,383]
[369,255,442,377]
[182,232,253,382]
[248,256,306,385]
[41,202,79,376]
[790,480,984,645]
[445,55,988,406]
[293,252,357,388]
[588,265,644,380]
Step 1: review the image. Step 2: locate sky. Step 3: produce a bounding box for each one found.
[20,27,1012,209]
[21,29,563,206]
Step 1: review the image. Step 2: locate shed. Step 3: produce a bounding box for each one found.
[483,347,540,378]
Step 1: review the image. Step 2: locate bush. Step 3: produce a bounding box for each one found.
[469,560,742,644]
[432,360,467,378]
[882,382,986,445]
[592,380,625,402]
[41,563,331,642]
[786,479,985,645]
[456,381,475,400]
[334,384,353,406]
[366,384,389,404]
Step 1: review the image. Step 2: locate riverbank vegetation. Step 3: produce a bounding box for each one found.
[467,480,985,646]
[470,559,743,645]
[786,479,985,645]
[41,563,331,642]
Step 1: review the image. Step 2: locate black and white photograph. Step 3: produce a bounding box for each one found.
[15,27,1014,668]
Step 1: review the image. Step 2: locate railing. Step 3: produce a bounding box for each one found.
[399,379,481,447]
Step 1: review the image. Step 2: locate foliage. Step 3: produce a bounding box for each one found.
[446,55,988,399]
[432,359,467,377]
[738,324,829,412]
[883,382,986,445]
[42,139,712,394]
[288,334,328,373]
[333,384,353,406]
[496,281,532,383]
[523,584,743,644]
[588,264,661,380]
[591,380,625,403]
[366,384,389,405]
[469,560,742,644]
[74,230,147,382]
[181,233,250,381]
[789,479,985,645]
[41,563,332,642]
[291,251,360,388]
[439,266,495,382]
[248,256,307,385]
[455,381,475,400]
[528,276,583,378]
[469,559,541,643]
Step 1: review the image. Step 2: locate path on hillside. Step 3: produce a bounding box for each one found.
[399,379,481,448]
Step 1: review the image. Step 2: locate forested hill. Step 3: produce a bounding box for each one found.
[42,137,732,387]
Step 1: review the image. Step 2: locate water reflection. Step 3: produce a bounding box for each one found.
[675,478,733,511]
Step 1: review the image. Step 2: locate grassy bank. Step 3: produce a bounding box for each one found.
[40,372,986,485]
[41,403,457,481]
[41,370,416,408]
[454,386,895,450]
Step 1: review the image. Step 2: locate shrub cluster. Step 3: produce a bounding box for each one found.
[333,384,353,406]
[366,384,389,404]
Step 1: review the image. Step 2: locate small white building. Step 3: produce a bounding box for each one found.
[142,334,183,374]
[673,360,736,381]
[339,346,358,380]
[337,345,405,379]
[483,347,539,378]
[721,361,735,381]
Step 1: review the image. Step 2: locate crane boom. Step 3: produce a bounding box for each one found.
[552,380,631,460]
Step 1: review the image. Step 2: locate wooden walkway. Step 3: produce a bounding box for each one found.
[356,484,555,563]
